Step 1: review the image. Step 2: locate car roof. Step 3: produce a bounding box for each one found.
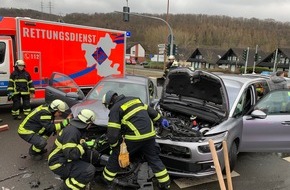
[242,73,272,79]
[217,74,272,94]
[219,74,266,85]
[101,74,149,85]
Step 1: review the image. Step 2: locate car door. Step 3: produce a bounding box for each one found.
[45,72,85,107]
[240,89,290,152]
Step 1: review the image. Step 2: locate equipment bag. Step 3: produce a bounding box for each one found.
[118,136,130,168]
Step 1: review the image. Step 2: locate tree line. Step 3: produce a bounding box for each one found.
[1,8,290,60]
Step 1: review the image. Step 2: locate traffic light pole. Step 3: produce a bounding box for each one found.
[114,11,174,56]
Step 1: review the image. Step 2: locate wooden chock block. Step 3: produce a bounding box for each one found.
[0,124,9,132]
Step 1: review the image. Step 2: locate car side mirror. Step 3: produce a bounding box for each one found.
[250,109,267,119]
[66,92,83,100]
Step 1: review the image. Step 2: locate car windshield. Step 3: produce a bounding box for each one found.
[223,80,243,109]
[86,81,148,104]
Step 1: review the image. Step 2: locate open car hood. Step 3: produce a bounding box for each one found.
[162,68,229,113]
[71,99,109,126]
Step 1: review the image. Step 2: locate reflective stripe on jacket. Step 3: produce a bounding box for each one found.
[7,69,35,95]
[48,120,85,170]
[107,95,161,145]
[18,104,68,135]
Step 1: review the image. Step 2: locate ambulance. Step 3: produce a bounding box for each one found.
[0,16,126,105]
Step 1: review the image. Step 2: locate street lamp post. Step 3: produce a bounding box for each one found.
[244,47,249,74]
[273,48,278,72]
[252,45,258,74]
[114,11,174,56]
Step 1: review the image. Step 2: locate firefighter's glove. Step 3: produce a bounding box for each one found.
[161,119,169,128]
[61,119,70,129]
[80,139,88,151]
[85,139,96,148]
[7,93,13,101]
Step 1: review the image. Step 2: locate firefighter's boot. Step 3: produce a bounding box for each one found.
[158,181,171,190]
[106,182,116,190]
[29,147,46,161]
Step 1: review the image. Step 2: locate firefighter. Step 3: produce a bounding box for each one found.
[102,90,171,190]
[163,55,175,78]
[18,99,71,161]
[48,109,97,190]
[7,60,35,120]
[165,55,175,69]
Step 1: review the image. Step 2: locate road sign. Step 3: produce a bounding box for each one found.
[158,44,165,48]
[126,31,131,37]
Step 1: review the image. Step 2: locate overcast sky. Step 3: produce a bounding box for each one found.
[1,0,290,22]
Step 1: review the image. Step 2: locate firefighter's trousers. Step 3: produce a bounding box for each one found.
[52,160,96,190]
[103,138,170,187]
[19,133,48,155]
[12,94,31,116]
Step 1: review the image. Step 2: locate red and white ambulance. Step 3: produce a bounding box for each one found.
[0,16,126,105]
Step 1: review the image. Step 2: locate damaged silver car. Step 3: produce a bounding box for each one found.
[154,68,272,177]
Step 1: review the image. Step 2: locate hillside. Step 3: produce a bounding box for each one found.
[1,8,290,60]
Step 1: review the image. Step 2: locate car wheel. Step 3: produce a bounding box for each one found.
[223,142,237,174]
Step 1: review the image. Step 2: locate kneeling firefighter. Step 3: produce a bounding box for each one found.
[102,90,171,190]
[18,99,70,161]
[48,109,98,190]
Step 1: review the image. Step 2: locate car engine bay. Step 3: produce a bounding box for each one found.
[156,110,216,142]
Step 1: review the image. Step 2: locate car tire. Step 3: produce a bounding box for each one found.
[223,142,237,174]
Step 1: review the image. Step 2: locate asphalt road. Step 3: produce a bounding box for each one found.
[2,104,290,190]
[2,67,290,190]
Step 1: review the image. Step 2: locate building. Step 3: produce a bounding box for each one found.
[187,48,226,69]
[126,43,146,63]
[187,47,270,73]
[257,48,290,71]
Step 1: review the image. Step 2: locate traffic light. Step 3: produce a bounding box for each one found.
[242,49,248,61]
[172,44,176,55]
[174,44,178,55]
[166,44,170,55]
[254,53,258,62]
[166,44,178,56]
[123,6,130,22]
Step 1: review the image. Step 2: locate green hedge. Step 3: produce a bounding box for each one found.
[143,62,164,69]
[143,63,273,74]
[239,66,272,74]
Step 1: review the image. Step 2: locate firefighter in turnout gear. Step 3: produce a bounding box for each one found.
[48,109,97,190]
[163,55,175,78]
[7,60,35,120]
[18,99,70,161]
[102,91,171,190]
